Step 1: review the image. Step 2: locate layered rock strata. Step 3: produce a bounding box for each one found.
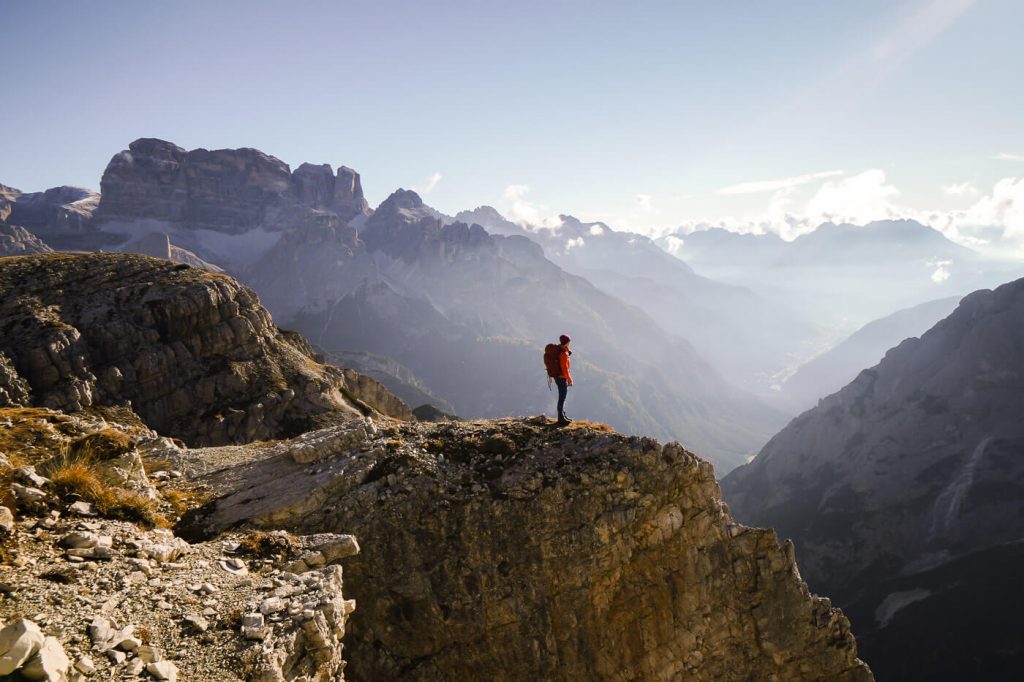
[0,223,54,256]
[722,277,1024,680]
[177,418,873,681]
[0,253,406,446]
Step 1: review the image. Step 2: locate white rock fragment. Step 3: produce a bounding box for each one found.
[241,613,266,640]
[75,655,97,674]
[0,618,45,675]
[218,558,248,576]
[259,597,285,615]
[11,483,47,504]
[106,649,126,665]
[13,466,50,488]
[137,644,161,663]
[60,531,99,549]
[182,614,208,633]
[125,658,145,675]
[146,660,178,681]
[0,506,14,535]
[20,635,71,681]
[67,501,94,516]
[117,636,141,652]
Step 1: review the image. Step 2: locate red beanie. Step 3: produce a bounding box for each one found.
[559,334,571,344]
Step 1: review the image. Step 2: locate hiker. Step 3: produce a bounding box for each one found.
[544,334,574,425]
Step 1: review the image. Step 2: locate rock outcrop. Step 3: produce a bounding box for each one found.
[90,138,371,268]
[177,417,872,681]
[0,222,54,256]
[0,253,406,446]
[722,277,1024,680]
[6,185,99,235]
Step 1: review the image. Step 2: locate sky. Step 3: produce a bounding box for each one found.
[3,0,1023,252]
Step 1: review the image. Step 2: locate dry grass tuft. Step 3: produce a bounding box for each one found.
[70,429,134,461]
[45,461,163,528]
[238,530,301,563]
[0,407,73,465]
[566,420,616,433]
[162,488,211,518]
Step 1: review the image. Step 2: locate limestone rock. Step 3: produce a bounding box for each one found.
[0,222,53,256]
[146,660,178,681]
[6,185,98,235]
[92,138,370,269]
[19,635,70,681]
[0,505,13,536]
[722,276,1024,680]
[0,618,46,675]
[178,418,872,681]
[0,253,406,446]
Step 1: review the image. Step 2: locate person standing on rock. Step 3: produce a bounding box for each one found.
[544,334,574,425]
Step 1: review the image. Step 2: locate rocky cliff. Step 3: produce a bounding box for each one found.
[0,223,53,256]
[174,417,872,681]
[88,138,371,268]
[721,276,1024,680]
[0,253,406,446]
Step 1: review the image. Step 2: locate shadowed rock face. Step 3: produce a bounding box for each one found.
[0,253,407,445]
[721,277,1024,680]
[176,418,873,682]
[0,223,53,257]
[6,185,99,234]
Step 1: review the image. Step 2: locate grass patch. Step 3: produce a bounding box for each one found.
[163,488,211,518]
[566,420,616,433]
[237,530,301,563]
[46,462,163,527]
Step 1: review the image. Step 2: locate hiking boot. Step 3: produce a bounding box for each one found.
[556,417,571,426]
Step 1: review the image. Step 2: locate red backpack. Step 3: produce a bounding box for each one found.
[543,344,562,378]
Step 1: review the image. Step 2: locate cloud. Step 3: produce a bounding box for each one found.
[718,170,844,195]
[663,235,685,256]
[414,171,442,195]
[943,182,978,197]
[963,177,1024,239]
[804,169,900,225]
[994,152,1024,161]
[929,259,953,283]
[504,184,530,200]
[635,194,653,211]
[565,237,585,250]
[501,184,564,229]
[588,224,605,236]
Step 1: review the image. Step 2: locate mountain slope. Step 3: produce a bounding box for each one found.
[274,191,784,471]
[780,296,962,410]
[0,253,407,445]
[721,276,1024,679]
[457,207,819,394]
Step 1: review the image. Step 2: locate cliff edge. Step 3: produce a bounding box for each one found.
[175,417,873,681]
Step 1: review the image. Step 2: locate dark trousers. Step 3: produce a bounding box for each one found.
[555,378,568,419]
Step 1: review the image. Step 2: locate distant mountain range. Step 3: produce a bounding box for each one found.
[721,276,1024,680]
[659,221,1022,334]
[456,207,820,395]
[0,138,789,472]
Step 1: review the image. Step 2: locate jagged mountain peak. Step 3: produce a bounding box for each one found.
[376,187,426,212]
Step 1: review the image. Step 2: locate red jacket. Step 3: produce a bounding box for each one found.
[559,344,572,382]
